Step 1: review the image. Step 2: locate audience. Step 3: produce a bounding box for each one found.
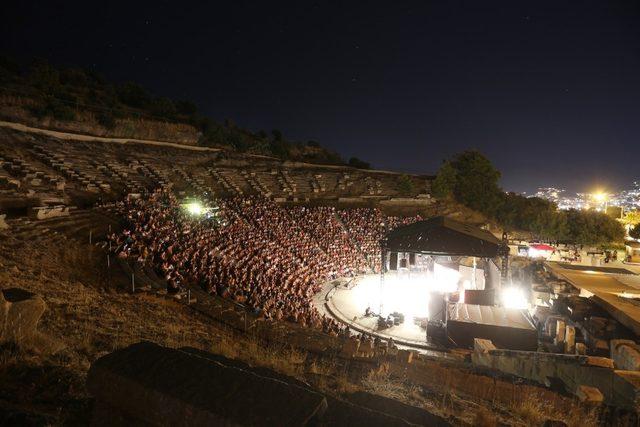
[109,190,421,335]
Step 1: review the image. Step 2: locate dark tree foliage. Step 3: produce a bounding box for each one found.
[630,226,640,240]
[448,150,502,216]
[269,138,290,159]
[271,129,283,141]
[116,82,151,109]
[397,174,415,195]
[433,151,624,244]
[175,100,197,116]
[348,157,371,169]
[431,161,457,198]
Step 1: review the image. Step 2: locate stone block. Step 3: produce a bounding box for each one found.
[29,206,70,220]
[473,338,497,353]
[582,356,614,369]
[610,339,640,371]
[554,320,566,345]
[565,325,576,354]
[593,339,610,356]
[576,385,603,404]
[397,349,413,364]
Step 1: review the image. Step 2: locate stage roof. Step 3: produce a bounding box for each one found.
[383,216,503,258]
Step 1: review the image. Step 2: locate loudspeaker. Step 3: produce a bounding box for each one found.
[389,252,398,271]
[399,258,408,269]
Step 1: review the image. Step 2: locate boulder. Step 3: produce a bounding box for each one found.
[610,339,640,371]
[1,288,45,343]
[87,341,328,426]
[0,288,62,354]
[0,214,8,230]
[344,391,450,426]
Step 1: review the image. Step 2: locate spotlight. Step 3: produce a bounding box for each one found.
[501,287,528,309]
[186,201,204,216]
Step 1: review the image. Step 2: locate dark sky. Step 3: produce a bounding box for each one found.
[2,1,639,194]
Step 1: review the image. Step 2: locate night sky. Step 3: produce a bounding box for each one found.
[2,1,639,194]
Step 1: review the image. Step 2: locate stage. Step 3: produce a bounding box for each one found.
[316,274,445,351]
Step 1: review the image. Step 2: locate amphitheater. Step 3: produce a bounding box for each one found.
[0,122,630,426]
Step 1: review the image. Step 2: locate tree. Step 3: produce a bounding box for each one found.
[447,150,502,216]
[271,129,283,141]
[622,211,640,227]
[117,82,151,109]
[149,97,177,118]
[564,209,624,245]
[175,100,197,116]
[630,225,640,240]
[397,175,415,195]
[431,161,457,198]
[269,138,290,159]
[348,157,370,169]
[28,59,60,94]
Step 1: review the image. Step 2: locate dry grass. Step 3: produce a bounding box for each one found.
[511,398,546,425]
[473,407,498,427]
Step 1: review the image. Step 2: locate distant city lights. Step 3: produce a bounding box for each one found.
[530,181,640,212]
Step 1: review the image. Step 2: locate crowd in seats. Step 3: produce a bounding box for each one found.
[338,209,422,272]
[109,190,421,334]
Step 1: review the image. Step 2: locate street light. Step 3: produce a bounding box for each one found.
[592,192,608,212]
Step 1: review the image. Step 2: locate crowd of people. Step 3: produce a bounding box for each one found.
[109,190,421,334]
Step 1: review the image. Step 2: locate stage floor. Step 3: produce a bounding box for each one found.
[317,274,444,350]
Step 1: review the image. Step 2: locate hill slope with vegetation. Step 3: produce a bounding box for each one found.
[0,56,370,167]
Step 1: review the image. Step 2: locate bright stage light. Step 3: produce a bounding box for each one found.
[352,262,464,324]
[186,201,204,216]
[433,263,460,293]
[500,287,528,309]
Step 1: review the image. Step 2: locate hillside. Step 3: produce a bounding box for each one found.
[0,56,354,165]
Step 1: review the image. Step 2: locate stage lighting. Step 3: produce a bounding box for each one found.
[186,201,204,216]
[500,287,528,309]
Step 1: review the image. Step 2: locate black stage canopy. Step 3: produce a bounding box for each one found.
[382,216,502,258]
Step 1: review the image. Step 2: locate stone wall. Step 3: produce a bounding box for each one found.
[471,341,640,409]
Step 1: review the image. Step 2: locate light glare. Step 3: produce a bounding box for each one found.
[186,201,204,215]
[501,287,528,309]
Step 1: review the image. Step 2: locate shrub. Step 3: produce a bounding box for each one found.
[348,157,371,169]
[397,174,415,195]
[97,111,116,129]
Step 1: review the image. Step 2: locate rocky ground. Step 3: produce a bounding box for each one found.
[0,225,601,426]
